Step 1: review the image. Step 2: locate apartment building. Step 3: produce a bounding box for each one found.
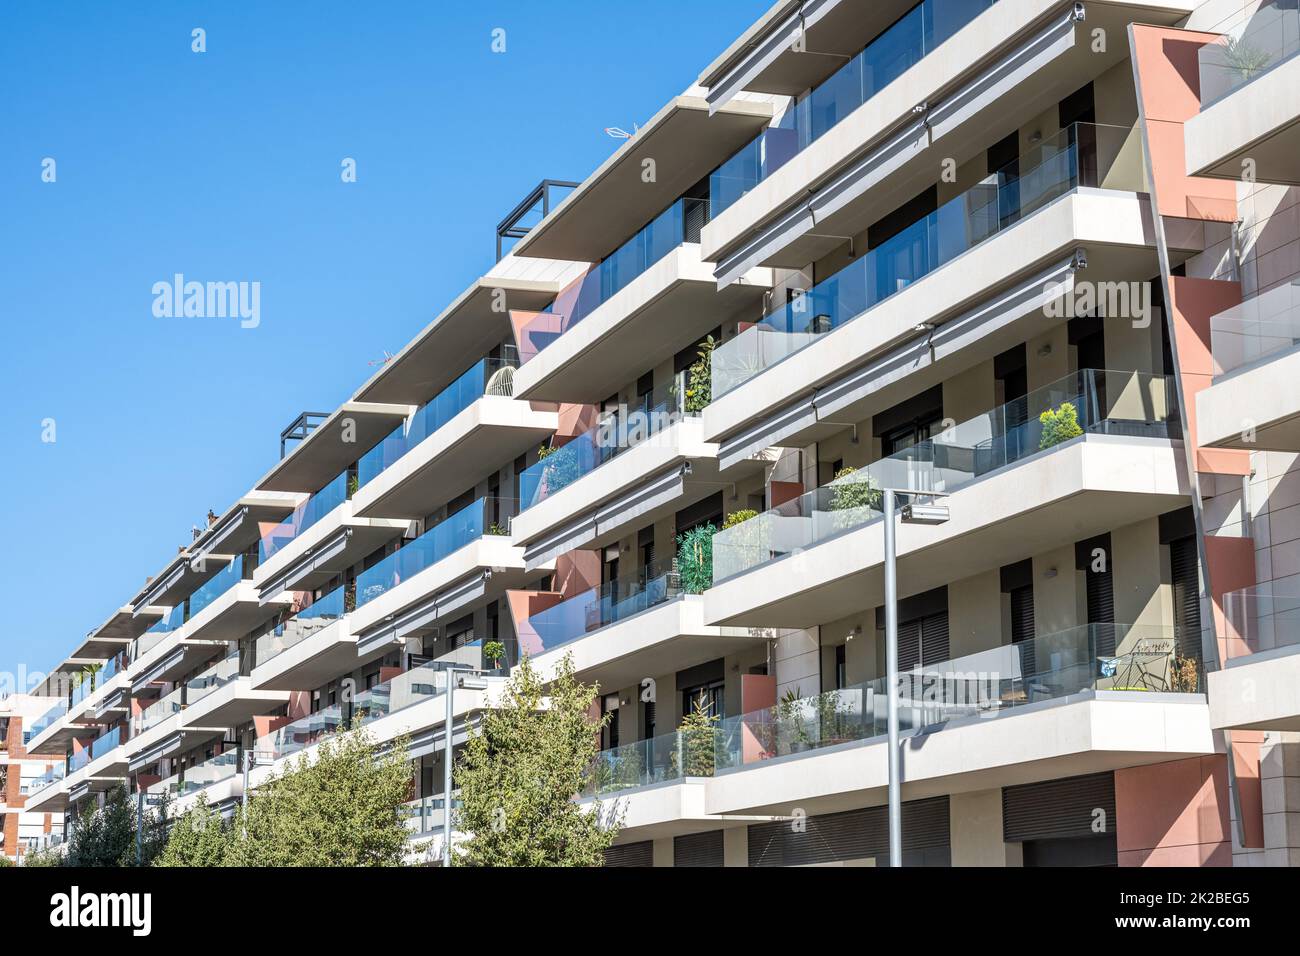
[22,0,1300,866]
[1,694,66,860]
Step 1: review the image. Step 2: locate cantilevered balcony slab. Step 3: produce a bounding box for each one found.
[702,692,1213,818]
[127,717,227,774]
[589,782,775,843]
[703,190,1165,446]
[130,552,235,616]
[704,435,1188,629]
[256,402,413,494]
[71,606,162,660]
[250,617,358,692]
[187,493,299,563]
[510,419,725,572]
[66,670,130,727]
[181,677,290,731]
[1198,347,1300,452]
[1209,648,1300,732]
[529,596,766,693]
[350,398,559,520]
[24,716,91,757]
[511,96,774,262]
[25,771,76,813]
[511,245,773,403]
[701,0,1191,283]
[254,504,410,600]
[1185,51,1300,186]
[353,273,569,406]
[348,537,534,659]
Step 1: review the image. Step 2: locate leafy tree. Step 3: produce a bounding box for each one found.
[454,653,619,866]
[1038,402,1084,449]
[225,729,411,867]
[154,793,232,867]
[672,699,724,776]
[0,856,13,867]
[681,335,716,414]
[828,466,882,512]
[65,784,137,866]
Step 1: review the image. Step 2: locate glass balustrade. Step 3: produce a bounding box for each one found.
[25,702,65,741]
[1198,1,1300,106]
[711,0,997,215]
[188,555,247,620]
[260,704,345,762]
[712,369,1171,582]
[1210,278,1300,377]
[518,559,682,658]
[712,122,1144,397]
[131,686,183,737]
[349,662,445,730]
[355,497,515,608]
[185,651,241,706]
[254,583,351,668]
[1221,583,1300,660]
[517,197,710,363]
[400,794,463,834]
[587,623,1203,797]
[518,380,692,510]
[175,749,241,797]
[259,471,350,562]
[358,358,520,487]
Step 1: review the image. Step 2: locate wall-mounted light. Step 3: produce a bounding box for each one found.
[1044,567,1058,579]
[1037,343,1053,358]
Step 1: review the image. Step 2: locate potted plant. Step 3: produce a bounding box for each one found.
[675,523,716,595]
[483,640,507,672]
[1038,402,1084,450]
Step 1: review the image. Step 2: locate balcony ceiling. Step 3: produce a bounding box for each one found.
[509,96,774,262]
[255,402,411,493]
[70,606,163,660]
[189,494,299,560]
[352,277,561,406]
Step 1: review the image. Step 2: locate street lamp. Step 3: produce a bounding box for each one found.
[441,666,489,868]
[882,487,949,868]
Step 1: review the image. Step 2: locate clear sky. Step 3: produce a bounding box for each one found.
[0,0,763,692]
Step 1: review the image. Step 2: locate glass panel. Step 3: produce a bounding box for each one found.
[185,651,241,705]
[350,662,445,729]
[26,702,66,740]
[1210,278,1300,376]
[259,471,349,561]
[711,122,1140,396]
[188,555,245,620]
[1198,1,1300,105]
[710,0,997,216]
[259,704,345,761]
[255,584,351,667]
[358,358,519,487]
[1222,583,1300,659]
[519,559,681,657]
[178,749,240,796]
[519,380,692,510]
[713,369,1171,581]
[131,686,183,737]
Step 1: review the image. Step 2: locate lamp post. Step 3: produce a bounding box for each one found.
[881,487,950,868]
[442,665,488,868]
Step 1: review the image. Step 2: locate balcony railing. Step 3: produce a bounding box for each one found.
[712,122,1144,397]
[358,357,519,488]
[70,727,123,773]
[713,369,1172,582]
[1210,278,1300,377]
[131,686,183,738]
[519,379,693,511]
[254,583,351,668]
[1221,583,1300,660]
[152,748,241,799]
[25,702,65,741]
[519,558,684,658]
[517,197,710,363]
[27,764,65,797]
[259,470,350,562]
[134,604,186,661]
[188,554,249,620]
[185,650,241,706]
[1198,1,1300,106]
[355,497,515,608]
[586,623,1203,797]
[710,0,997,215]
[400,794,462,834]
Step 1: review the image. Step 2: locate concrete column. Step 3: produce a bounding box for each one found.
[950,789,1021,866]
[724,826,748,866]
[1261,732,1300,867]
[652,837,673,868]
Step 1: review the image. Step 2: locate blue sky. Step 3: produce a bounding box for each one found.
[0,0,763,690]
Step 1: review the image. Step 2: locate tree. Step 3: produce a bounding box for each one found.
[62,783,170,867]
[454,653,619,866]
[154,793,232,867]
[224,729,412,867]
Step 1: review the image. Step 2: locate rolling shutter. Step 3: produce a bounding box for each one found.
[1170,535,1202,658]
[1002,772,1115,843]
[603,841,653,868]
[673,829,724,867]
[748,796,950,867]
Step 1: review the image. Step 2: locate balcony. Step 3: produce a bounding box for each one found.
[509,95,772,263]
[152,748,242,813]
[181,649,288,730]
[510,388,728,570]
[74,726,129,785]
[1198,279,1300,451]
[255,402,412,495]
[517,561,764,691]
[1185,2,1300,185]
[250,585,356,691]
[350,359,557,520]
[709,0,998,218]
[347,497,534,658]
[706,370,1184,628]
[585,624,1210,831]
[1209,585,1300,732]
[701,0,1189,284]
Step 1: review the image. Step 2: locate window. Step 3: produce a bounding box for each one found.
[682,680,725,720]
[835,644,847,690]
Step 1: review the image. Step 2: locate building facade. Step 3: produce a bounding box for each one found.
[1,694,66,860]
[23,0,1300,866]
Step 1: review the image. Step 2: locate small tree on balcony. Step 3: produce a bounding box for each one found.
[453,653,619,866]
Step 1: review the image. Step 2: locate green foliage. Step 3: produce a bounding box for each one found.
[225,730,412,867]
[672,700,722,777]
[535,443,582,493]
[682,335,716,414]
[675,523,716,594]
[20,847,62,867]
[1221,36,1272,79]
[483,640,507,668]
[347,474,360,498]
[64,783,166,867]
[0,856,13,866]
[1038,402,1083,450]
[487,523,509,536]
[454,653,618,866]
[721,509,757,529]
[155,794,232,867]
[828,466,881,512]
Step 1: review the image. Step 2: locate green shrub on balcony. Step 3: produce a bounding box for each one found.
[676,523,716,594]
[1038,402,1084,450]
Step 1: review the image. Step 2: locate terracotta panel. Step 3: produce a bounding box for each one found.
[1115,755,1231,864]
